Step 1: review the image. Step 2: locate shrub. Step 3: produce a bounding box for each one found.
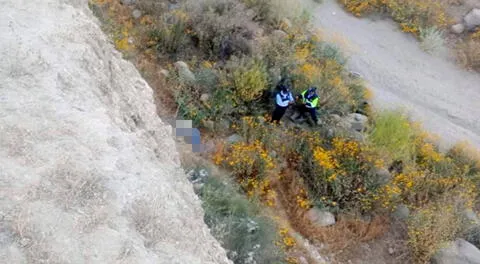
[189,0,257,58]
[222,57,269,104]
[241,0,304,26]
[198,177,286,264]
[299,137,383,212]
[457,39,480,71]
[407,199,462,264]
[341,0,451,34]
[419,27,445,55]
[369,110,415,162]
[148,10,190,55]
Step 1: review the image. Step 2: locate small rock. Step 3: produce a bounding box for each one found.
[226,134,243,144]
[299,256,308,264]
[132,9,142,19]
[464,8,480,31]
[174,61,196,84]
[193,183,204,193]
[388,247,395,255]
[128,37,134,45]
[272,30,288,40]
[199,169,209,178]
[307,208,336,227]
[200,93,210,103]
[464,209,480,225]
[451,23,465,34]
[393,204,410,220]
[346,113,368,132]
[375,168,392,185]
[120,0,135,5]
[216,119,231,132]
[168,2,181,11]
[19,238,31,247]
[159,69,170,78]
[269,150,278,158]
[203,120,215,131]
[431,239,480,264]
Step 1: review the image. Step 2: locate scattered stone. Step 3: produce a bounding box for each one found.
[269,150,278,159]
[199,169,209,178]
[200,93,210,103]
[307,208,336,227]
[120,0,135,5]
[464,8,480,31]
[132,9,142,19]
[375,168,392,186]
[451,23,465,34]
[299,256,308,264]
[174,61,196,84]
[272,30,288,40]
[204,120,215,131]
[159,69,170,78]
[388,247,395,255]
[463,209,480,226]
[226,134,243,144]
[393,204,410,220]
[216,119,231,132]
[431,239,480,264]
[192,183,204,193]
[247,218,259,233]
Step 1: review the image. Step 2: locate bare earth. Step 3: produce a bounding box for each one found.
[0,0,231,263]
[310,0,480,150]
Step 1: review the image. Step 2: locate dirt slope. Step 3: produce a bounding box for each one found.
[310,0,480,149]
[0,0,231,263]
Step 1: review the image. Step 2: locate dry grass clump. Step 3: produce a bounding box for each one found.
[457,39,480,71]
[42,164,107,210]
[407,198,462,263]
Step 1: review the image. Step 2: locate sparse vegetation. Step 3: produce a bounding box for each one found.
[199,177,286,264]
[90,0,480,263]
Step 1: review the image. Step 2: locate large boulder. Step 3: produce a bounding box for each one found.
[431,239,480,264]
[464,8,480,31]
[306,208,336,227]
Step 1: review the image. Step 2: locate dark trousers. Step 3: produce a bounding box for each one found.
[298,105,318,123]
[271,105,288,122]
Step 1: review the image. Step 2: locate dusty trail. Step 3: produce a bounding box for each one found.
[310,0,480,149]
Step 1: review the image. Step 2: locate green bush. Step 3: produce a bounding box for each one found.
[229,58,269,103]
[199,177,286,264]
[149,12,189,55]
[369,110,415,162]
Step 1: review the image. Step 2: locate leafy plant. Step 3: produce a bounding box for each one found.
[199,177,286,264]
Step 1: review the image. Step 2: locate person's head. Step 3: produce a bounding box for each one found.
[281,85,289,93]
[308,87,317,96]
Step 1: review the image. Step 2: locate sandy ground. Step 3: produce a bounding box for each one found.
[310,0,480,150]
[0,0,231,263]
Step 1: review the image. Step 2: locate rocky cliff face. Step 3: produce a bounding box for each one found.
[0,1,231,263]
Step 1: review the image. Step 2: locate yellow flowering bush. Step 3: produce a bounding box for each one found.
[230,59,269,103]
[341,0,451,35]
[217,140,274,179]
[299,137,383,211]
